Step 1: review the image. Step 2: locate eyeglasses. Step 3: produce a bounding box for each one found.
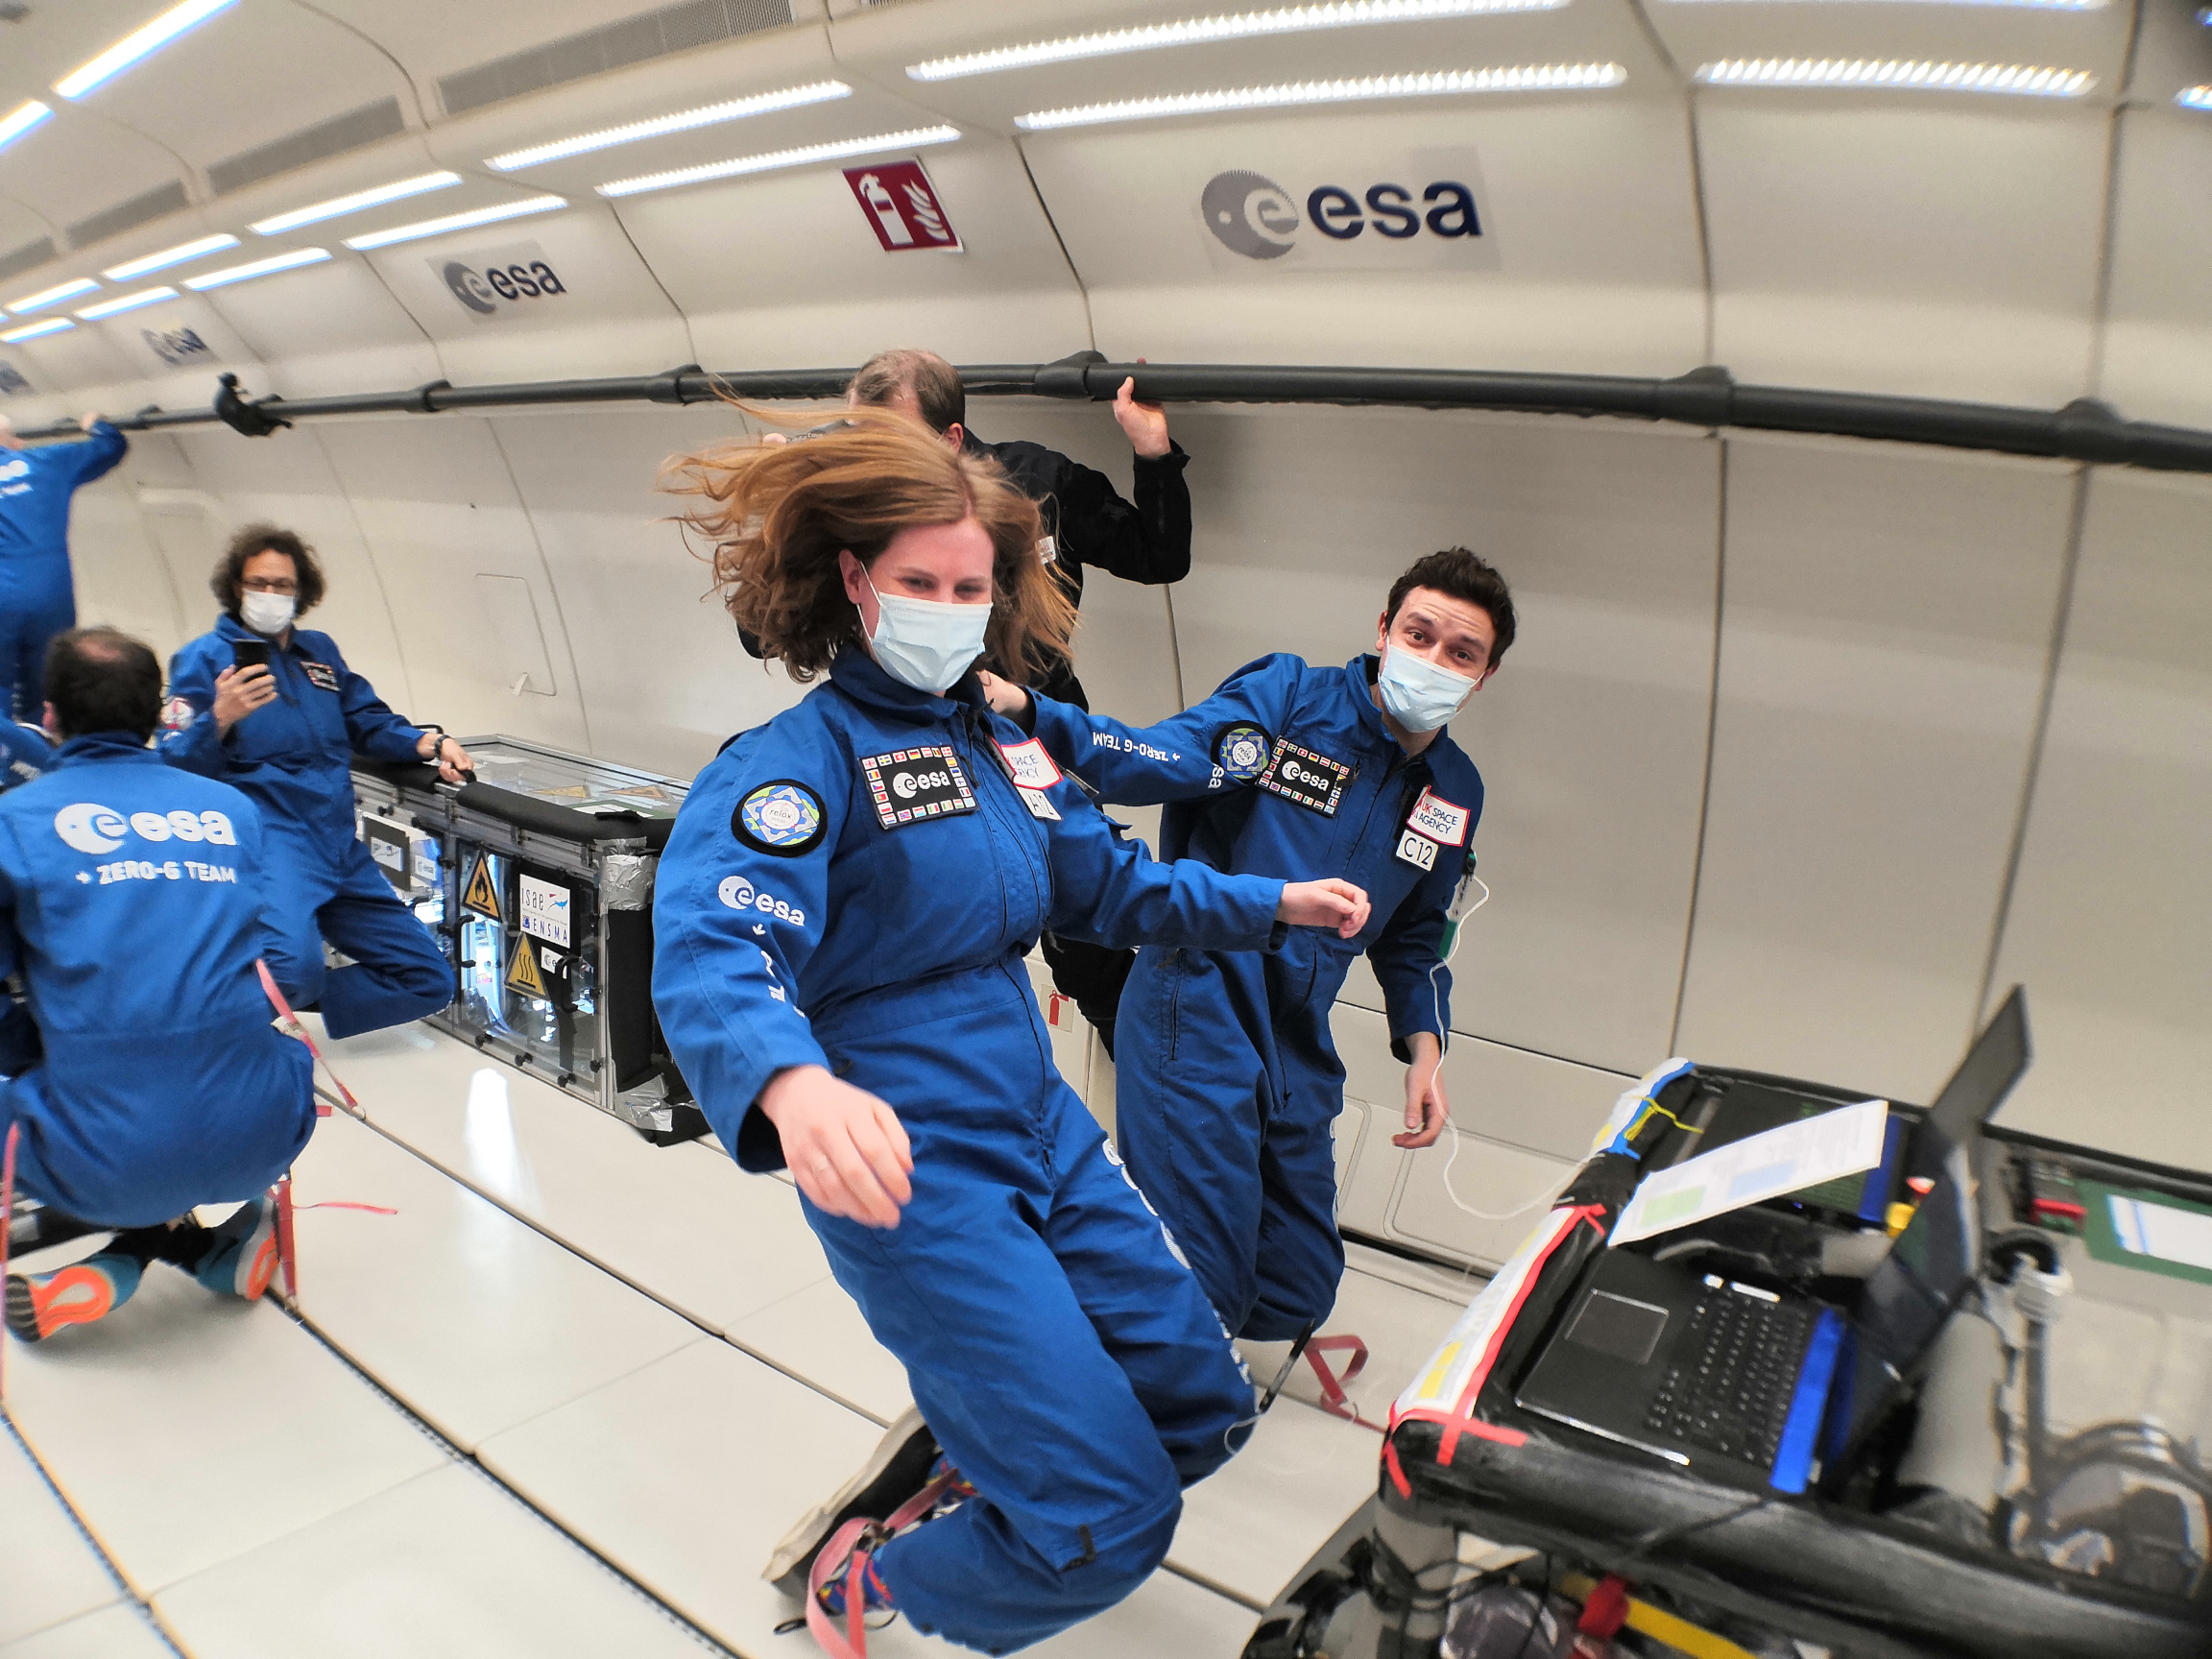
[240,577,298,594]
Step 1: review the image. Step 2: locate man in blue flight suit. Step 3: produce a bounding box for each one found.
[981,547,1516,1348]
[1,628,315,1343]
[0,413,129,721]
[158,527,461,1038]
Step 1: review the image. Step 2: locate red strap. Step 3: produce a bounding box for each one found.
[273,1175,299,1303]
[1304,1334,1383,1436]
[801,1469,960,1659]
[1577,1574,1631,1637]
[2,1121,17,1403]
[256,960,360,1119]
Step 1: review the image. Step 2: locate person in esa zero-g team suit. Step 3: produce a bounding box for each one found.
[0,412,128,723]
[1,628,314,1345]
[648,408,1372,1655]
[980,547,1516,1357]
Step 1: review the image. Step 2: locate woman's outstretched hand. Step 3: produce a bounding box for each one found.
[1277,878,1371,939]
[974,670,1029,719]
[758,1065,915,1228]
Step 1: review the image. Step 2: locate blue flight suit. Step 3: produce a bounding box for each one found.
[158,615,450,1039]
[0,733,314,1226]
[654,650,1293,1655]
[0,720,55,792]
[0,423,128,720]
[1025,654,1484,1343]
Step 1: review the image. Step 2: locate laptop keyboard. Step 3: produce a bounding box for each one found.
[1643,1283,1813,1469]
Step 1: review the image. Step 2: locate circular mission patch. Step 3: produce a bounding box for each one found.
[733,781,826,857]
[1214,723,1272,782]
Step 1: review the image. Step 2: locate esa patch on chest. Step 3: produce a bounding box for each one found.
[859,745,977,829]
[301,661,341,693]
[1213,723,1273,782]
[733,780,828,857]
[1259,739,1353,816]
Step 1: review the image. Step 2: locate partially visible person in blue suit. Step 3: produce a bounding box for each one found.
[0,715,55,793]
[0,412,129,722]
[1,628,315,1345]
[159,524,468,1039]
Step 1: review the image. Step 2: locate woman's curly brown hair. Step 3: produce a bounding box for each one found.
[211,523,326,618]
[663,405,1075,685]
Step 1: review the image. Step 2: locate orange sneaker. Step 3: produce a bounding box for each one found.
[5,1253,142,1342]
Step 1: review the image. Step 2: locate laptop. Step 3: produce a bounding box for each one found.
[1513,991,2030,1496]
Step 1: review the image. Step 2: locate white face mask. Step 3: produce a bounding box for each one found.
[861,571,992,694]
[1376,644,1479,733]
[239,591,296,637]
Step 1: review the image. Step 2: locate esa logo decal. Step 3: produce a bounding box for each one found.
[717,874,805,927]
[1199,160,1493,272]
[436,240,568,320]
[142,325,211,369]
[0,361,30,397]
[54,802,237,854]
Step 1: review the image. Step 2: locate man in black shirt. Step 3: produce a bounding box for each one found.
[747,349,1192,1050]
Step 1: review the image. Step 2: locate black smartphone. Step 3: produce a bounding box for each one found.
[231,639,271,673]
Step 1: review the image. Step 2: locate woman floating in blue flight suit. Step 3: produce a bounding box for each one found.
[650,412,1370,1656]
[0,412,128,721]
[158,525,469,1038]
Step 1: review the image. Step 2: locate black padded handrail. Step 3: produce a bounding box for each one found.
[13,353,2212,473]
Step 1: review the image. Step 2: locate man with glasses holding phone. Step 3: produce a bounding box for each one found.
[157,524,467,1040]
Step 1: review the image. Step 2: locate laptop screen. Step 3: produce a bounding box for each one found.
[1827,1141,1983,1459]
[1913,985,2030,1175]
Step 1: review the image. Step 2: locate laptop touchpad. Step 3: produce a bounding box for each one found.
[1565,1291,1670,1365]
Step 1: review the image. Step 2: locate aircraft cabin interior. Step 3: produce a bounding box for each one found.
[1,1,2208,1657]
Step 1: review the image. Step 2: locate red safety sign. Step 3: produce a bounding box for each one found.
[843,159,962,253]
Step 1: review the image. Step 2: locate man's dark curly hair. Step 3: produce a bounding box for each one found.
[210,522,326,619]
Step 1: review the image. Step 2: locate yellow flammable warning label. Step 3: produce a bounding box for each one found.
[461,854,501,922]
[505,933,548,998]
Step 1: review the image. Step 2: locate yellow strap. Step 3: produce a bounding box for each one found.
[1559,1575,1761,1659]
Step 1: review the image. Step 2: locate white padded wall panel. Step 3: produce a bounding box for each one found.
[168,426,417,710]
[1172,406,1715,1075]
[489,406,805,781]
[1021,100,1705,374]
[1676,435,2074,1104]
[64,469,187,664]
[1987,470,2212,1171]
[2099,109,2212,430]
[361,206,691,385]
[1700,101,2106,406]
[203,260,444,401]
[311,421,589,752]
[613,141,1089,370]
[1332,1003,1627,1269]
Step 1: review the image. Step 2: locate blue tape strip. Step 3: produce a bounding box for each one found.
[1768,1307,1844,1495]
[1603,1058,1696,1160]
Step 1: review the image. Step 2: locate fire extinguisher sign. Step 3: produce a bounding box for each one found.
[842,158,963,253]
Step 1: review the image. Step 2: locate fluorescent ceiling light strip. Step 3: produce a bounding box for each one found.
[1695,59,2093,95]
[6,278,101,316]
[596,125,961,199]
[2179,84,2212,109]
[251,171,461,236]
[1,318,75,344]
[102,232,239,281]
[487,80,853,171]
[183,247,330,289]
[55,0,237,99]
[910,0,1564,82]
[0,100,52,153]
[343,196,565,251]
[1016,64,1623,129]
[77,286,178,319]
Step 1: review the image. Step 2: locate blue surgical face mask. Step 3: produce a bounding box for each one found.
[1376,644,1479,733]
[861,571,992,693]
